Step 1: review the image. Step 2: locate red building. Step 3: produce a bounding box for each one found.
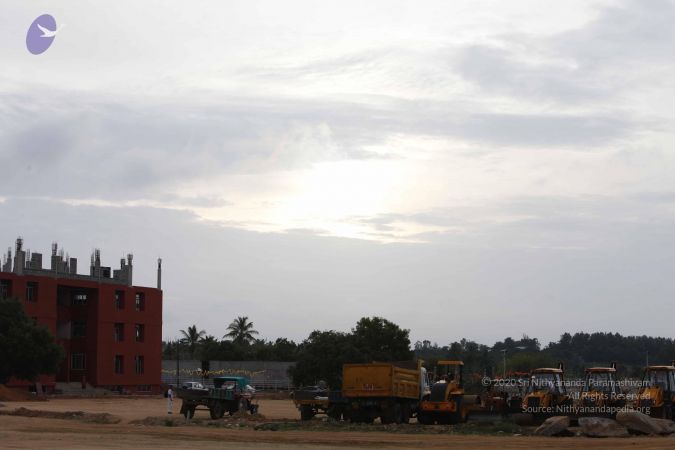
[1,238,163,394]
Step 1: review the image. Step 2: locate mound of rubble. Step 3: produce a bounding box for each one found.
[534,411,675,438]
[0,407,121,424]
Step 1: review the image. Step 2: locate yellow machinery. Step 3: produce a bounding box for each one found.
[514,362,571,425]
[579,362,625,414]
[417,361,468,424]
[342,360,429,424]
[635,362,675,420]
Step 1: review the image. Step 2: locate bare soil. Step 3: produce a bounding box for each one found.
[1,397,675,449]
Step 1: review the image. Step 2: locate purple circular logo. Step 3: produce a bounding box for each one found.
[26,14,58,55]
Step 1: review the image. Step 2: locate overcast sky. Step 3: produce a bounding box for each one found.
[2,0,675,347]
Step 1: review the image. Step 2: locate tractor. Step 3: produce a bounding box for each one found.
[514,362,572,425]
[578,362,625,415]
[635,362,675,420]
[178,376,258,419]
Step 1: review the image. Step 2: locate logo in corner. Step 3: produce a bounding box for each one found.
[26,14,62,55]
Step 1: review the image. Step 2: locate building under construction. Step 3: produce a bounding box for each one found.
[0,238,163,394]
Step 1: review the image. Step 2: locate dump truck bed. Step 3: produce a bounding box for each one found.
[342,362,421,400]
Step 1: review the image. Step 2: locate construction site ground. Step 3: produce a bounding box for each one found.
[1,396,675,449]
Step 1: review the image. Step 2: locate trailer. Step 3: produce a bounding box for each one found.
[178,376,258,419]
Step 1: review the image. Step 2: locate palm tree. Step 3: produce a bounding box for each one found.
[224,316,259,345]
[180,324,206,358]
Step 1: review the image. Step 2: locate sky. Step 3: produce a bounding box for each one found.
[1,0,675,347]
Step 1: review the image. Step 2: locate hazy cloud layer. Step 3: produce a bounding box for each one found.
[2,0,675,343]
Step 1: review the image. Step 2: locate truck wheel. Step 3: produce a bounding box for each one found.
[238,398,249,413]
[380,406,396,424]
[327,405,342,421]
[300,405,314,421]
[450,398,463,424]
[209,403,224,419]
[400,403,411,424]
[183,406,196,419]
[651,406,665,419]
[512,413,534,426]
[417,411,433,425]
[393,403,403,424]
[434,413,450,425]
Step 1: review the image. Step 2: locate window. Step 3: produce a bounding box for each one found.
[0,280,10,299]
[114,323,125,342]
[114,355,124,374]
[72,321,87,338]
[135,292,145,311]
[71,353,86,370]
[135,324,145,342]
[115,291,125,310]
[73,292,88,305]
[26,282,38,302]
[136,384,151,392]
[135,355,144,374]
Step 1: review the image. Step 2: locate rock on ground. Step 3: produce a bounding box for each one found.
[615,411,672,435]
[579,417,629,438]
[534,416,571,436]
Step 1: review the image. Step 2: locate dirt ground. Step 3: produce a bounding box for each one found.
[1,397,675,449]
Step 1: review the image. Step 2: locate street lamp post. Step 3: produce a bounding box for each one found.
[176,339,181,387]
[501,349,507,378]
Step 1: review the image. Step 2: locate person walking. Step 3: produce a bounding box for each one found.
[166,385,174,414]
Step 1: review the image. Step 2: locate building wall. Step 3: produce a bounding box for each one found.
[0,272,162,394]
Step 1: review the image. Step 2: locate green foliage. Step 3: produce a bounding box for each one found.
[352,317,413,362]
[290,316,413,388]
[289,330,363,388]
[163,324,299,362]
[0,297,64,384]
[179,324,206,359]
[506,352,555,373]
[224,316,259,345]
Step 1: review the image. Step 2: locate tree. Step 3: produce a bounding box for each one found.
[291,317,413,388]
[180,324,206,359]
[289,330,363,388]
[0,297,64,384]
[224,316,259,345]
[352,316,413,362]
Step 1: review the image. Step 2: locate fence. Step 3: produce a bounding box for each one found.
[161,360,295,390]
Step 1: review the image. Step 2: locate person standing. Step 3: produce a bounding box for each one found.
[167,385,174,414]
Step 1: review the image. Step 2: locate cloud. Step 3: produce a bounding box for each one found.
[452,0,675,108]
[3,196,675,344]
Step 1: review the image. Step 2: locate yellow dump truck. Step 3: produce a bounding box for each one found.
[341,361,430,424]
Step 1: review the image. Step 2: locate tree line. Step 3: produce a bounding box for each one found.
[165,317,675,389]
[3,294,674,390]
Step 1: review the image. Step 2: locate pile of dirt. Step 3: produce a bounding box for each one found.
[130,416,177,426]
[0,407,121,424]
[230,410,267,421]
[0,385,40,401]
[130,412,270,428]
